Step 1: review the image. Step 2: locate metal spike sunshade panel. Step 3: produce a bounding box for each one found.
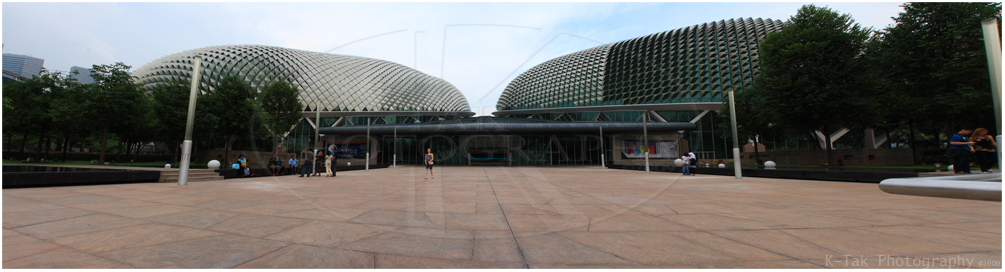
[133,45,471,113]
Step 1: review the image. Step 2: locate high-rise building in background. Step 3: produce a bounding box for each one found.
[2,53,45,78]
[70,66,95,84]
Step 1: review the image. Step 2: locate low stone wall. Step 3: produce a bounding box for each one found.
[195,150,296,167]
[741,149,914,166]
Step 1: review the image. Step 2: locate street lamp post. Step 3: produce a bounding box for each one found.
[179,56,203,186]
[600,125,605,170]
[366,117,370,171]
[643,112,649,173]
[314,100,321,177]
[728,90,742,179]
[393,128,397,169]
[980,18,1002,170]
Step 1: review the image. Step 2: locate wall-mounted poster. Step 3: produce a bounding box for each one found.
[621,140,677,159]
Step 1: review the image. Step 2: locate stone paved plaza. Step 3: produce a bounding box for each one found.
[3,166,1001,268]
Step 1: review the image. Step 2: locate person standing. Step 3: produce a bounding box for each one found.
[424,148,435,180]
[324,152,333,177]
[299,149,313,178]
[688,151,697,176]
[328,144,338,177]
[971,128,998,173]
[949,128,974,174]
[681,153,692,176]
[314,150,324,177]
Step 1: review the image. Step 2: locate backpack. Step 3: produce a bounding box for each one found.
[689,157,697,165]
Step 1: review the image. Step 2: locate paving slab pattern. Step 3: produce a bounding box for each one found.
[3,166,1001,268]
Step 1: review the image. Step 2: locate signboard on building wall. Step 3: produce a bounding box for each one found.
[621,140,678,159]
[326,142,369,159]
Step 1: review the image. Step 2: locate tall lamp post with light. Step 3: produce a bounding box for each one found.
[980,18,1002,170]
[728,89,743,179]
[314,99,321,177]
[179,55,204,186]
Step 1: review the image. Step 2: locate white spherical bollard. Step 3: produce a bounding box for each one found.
[164,164,171,168]
[347,162,351,166]
[948,165,954,172]
[764,161,776,169]
[705,163,710,168]
[718,163,726,168]
[207,160,221,169]
[674,158,684,167]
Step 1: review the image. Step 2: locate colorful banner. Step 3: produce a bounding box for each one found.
[621,140,678,159]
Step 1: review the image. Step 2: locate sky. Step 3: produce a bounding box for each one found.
[2,1,907,116]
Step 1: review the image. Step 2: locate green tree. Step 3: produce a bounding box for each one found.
[258,81,304,156]
[49,71,93,162]
[749,4,876,165]
[150,80,219,163]
[85,62,144,164]
[114,94,157,162]
[718,86,778,165]
[871,2,1001,150]
[203,76,260,163]
[150,81,190,163]
[3,69,72,160]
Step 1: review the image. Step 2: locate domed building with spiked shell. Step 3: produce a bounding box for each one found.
[135,18,786,168]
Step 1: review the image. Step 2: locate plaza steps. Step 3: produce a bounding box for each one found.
[158,169,225,183]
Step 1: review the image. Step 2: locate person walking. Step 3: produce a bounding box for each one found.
[424,148,435,180]
[971,128,998,173]
[949,128,974,174]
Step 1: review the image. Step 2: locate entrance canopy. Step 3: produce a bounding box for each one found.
[318,121,696,136]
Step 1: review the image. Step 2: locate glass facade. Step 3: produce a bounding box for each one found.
[2,53,44,79]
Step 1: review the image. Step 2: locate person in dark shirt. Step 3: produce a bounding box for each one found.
[314,150,325,177]
[949,128,974,174]
[299,149,313,178]
[971,128,998,173]
[268,155,283,176]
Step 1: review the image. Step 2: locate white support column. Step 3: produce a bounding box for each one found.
[864,128,877,149]
[813,128,851,149]
[689,110,710,124]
